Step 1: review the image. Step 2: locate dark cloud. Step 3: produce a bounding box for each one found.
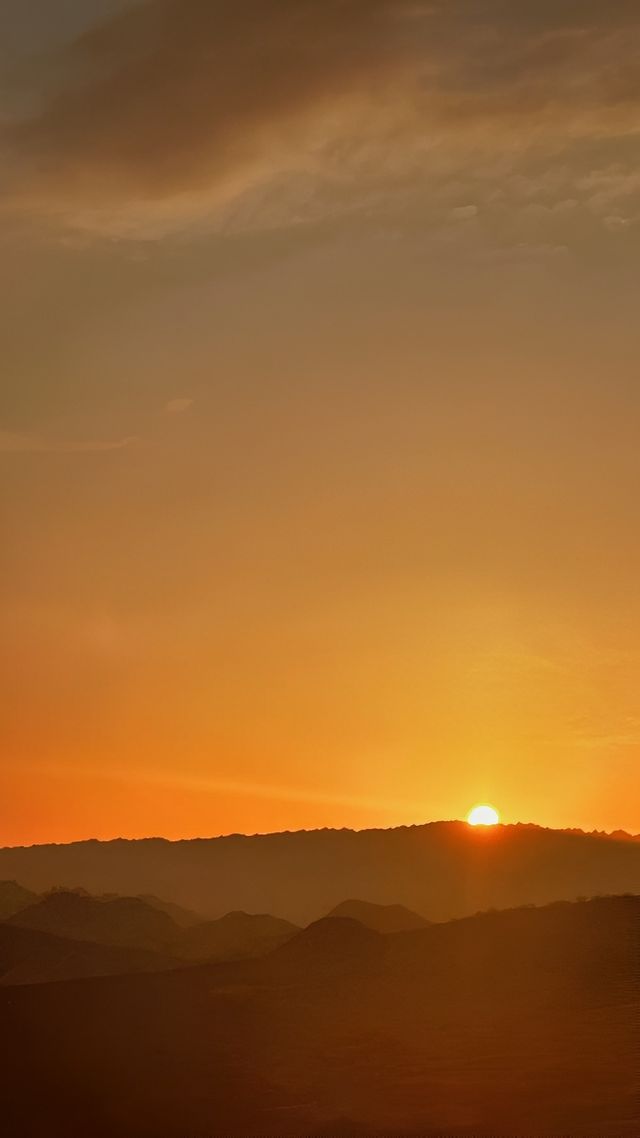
[4,0,640,226]
[9,1,411,197]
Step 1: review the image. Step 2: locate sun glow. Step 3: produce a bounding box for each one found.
[467,804,500,827]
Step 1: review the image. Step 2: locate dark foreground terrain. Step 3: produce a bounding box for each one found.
[0,895,637,1137]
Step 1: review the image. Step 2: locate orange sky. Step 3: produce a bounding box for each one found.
[1,1,639,845]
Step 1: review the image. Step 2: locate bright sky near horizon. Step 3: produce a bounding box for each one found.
[1,1,639,845]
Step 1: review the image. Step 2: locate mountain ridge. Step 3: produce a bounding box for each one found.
[326,898,429,932]
[3,819,639,852]
[1,821,638,925]
[8,890,301,962]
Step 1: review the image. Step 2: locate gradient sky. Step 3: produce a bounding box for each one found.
[1,0,639,845]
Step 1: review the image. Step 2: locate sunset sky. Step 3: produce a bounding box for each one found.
[1,1,639,845]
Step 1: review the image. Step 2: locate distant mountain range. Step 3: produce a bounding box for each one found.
[4,888,301,967]
[1,894,636,1136]
[1,821,638,923]
[1,886,429,978]
[9,889,185,953]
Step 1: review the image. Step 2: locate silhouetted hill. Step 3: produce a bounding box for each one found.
[9,889,300,964]
[1,822,638,923]
[179,910,299,962]
[327,898,429,932]
[135,894,204,927]
[270,916,385,976]
[0,922,179,986]
[0,895,636,1136]
[9,890,182,953]
[0,880,39,920]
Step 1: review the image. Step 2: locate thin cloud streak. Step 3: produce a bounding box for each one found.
[0,430,138,454]
[37,760,425,822]
[165,398,194,415]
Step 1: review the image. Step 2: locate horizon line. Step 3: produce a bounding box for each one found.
[2,818,638,852]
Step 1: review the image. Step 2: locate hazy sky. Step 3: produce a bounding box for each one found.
[2,1,639,844]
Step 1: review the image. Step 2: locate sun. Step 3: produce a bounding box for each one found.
[467,804,500,827]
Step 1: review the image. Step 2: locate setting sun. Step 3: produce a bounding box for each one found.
[467,804,500,827]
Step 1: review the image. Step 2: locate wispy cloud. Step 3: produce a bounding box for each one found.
[0,430,138,454]
[3,1,640,240]
[568,732,640,750]
[34,759,422,820]
[469,649,566,677]
[165,398,194,415]
[538,714,640,752]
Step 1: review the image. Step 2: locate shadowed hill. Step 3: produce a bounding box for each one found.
[98,891,204,927]
[9,890,182,953]
[327,898,429,932]
[269,916,386,976]
[382,895,640,1021]
[1,822,638,924]
[9,889,300,963]
[0,880,39,920]
[135,894,204,927]
[0,922,179,986]
[178,910,299,961]
[0,895,636,1137]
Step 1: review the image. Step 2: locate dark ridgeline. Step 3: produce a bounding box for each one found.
[0,880,39,919]
[7,889,185,953]
[177,909,299,961]
[0,821,638,923]
[4,888,301,968]
[326,898,429,932]
[0,895,637,1137]
[129,894,205,927]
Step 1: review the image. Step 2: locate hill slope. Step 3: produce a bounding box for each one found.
[178,910,299,961]
[326,898,429,932]
[135,894,204,927]
[0,895,636,1137]
[0,880,39,920]
[9,889,300,963]
[0,922,179,986]
[9,890,182,953]
[0,822,638,923]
